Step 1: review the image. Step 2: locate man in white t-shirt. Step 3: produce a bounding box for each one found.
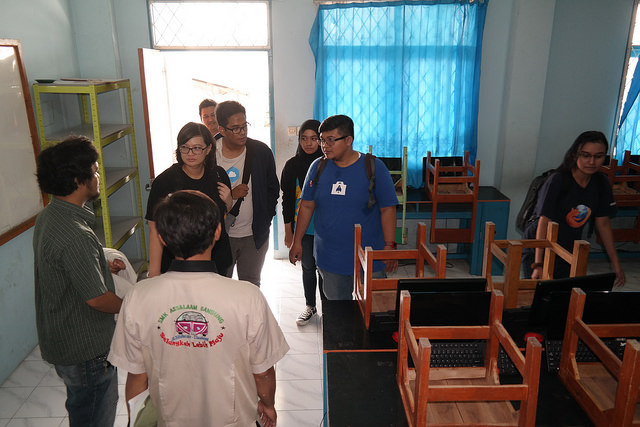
[215,101,279,287]
[108,190,288,426]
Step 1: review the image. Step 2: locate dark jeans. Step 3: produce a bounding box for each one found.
[54,354,118,427]
[302,234,325,307]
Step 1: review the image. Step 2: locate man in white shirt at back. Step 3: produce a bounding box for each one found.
[109,190,288,426]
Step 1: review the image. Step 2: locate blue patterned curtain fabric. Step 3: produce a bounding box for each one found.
[617,62,640,159]
[309,0,488,187]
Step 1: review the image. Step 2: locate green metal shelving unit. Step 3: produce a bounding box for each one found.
[33,79,147,274]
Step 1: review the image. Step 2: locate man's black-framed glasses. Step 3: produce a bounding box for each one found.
[224,122,250,135]
[319,135,348,146]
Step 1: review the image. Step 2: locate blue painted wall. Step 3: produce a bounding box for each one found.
[0,0,78,382]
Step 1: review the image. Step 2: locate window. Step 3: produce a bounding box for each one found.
[149,1,269,49]
[310,1,488,187]
[614,1,640,158]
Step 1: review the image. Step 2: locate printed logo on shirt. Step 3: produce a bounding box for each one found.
[566,204,591,228]
[156,304,225,349]
[331,181,347,196]
[226,167,240,184]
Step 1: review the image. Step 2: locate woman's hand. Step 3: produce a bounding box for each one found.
[284,223,293,248]
[218,182,232,212]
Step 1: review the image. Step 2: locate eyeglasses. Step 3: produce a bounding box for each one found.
[224,122,250,135]
[319,135,348,146]
[179,145,207,155]
[578,151,606,160]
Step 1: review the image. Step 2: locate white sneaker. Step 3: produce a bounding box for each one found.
[296,306,317,326]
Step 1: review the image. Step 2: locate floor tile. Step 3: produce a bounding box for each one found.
[278,311,321,334]
[23,348,42,362]
[13,387,67,418]
[283,332,321,355]
[276,354,322,380]
[1,362,51,388]
[275,380,323,411]
[277,409,325,427]
[6,418,64,427]
[113,414,128,427]
[36,369,62,388]
[0,419,9,427]
[0,388,33,419]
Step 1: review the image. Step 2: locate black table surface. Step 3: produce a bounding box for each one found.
[323,300,594,426]
[405,186,509,203]
[325,351,594,427]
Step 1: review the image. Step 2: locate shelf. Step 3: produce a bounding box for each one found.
[34,78,147,274]
[43,123,133,147]
[34,79,130,93]
[95,216,143,250]
[104,167,138,196]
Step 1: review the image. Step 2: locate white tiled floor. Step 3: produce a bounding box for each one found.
[0,255,326,427]
[2,252,639,427]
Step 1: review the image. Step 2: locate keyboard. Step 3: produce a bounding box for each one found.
[429,341,519,375]
[545,338,627,372]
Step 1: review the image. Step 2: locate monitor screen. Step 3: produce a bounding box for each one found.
[545,290,640,340]
[394,277,488,324]
[528,272,616,333]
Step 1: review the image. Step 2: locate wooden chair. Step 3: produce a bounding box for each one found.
[558,288,640,427]
[369,145,409,244]
[354,223,447,330]
[600,150,640,243]
[482,220,590,309]
[424,151,480,244]
[396,289,542,426]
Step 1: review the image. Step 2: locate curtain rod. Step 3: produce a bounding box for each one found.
[313,0,484,4]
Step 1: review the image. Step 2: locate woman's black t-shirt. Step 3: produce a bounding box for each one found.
[146,163,232,274]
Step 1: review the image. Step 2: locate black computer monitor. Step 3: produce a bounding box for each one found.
[393,277,488,324]
[528,272,616,333]
[544,290,640,340]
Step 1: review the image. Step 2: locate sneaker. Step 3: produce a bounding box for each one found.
[296,306,317,326]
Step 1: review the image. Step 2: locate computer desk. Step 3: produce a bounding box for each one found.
[402,186,509,275]
[322,300,594,427]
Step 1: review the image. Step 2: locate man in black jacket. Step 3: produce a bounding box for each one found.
[215,101,279,286]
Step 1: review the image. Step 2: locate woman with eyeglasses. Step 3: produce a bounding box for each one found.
[522,130,625,286]
[280,120,326,325]
[146,122,233,277]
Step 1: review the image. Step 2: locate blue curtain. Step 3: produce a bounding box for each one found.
[617,61,640,159]
[309,0,488,187]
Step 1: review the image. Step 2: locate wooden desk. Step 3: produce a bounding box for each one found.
[402,186,509,275]
[322,300,594,426]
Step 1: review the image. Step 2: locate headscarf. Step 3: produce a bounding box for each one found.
[294,119,323,185]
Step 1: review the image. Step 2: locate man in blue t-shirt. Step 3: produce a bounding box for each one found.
[289,115,399,300]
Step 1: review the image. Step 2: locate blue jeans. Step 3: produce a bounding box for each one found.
[54,354,118,427]
[318,267,385,300]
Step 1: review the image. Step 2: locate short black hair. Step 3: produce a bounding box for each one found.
[558,130,609,172]
[199,98,217,117]
[215,100,246,128]
[175,122,216,168]
[36,136,98,196]
[319,115,354,138]
[154,190,221,259]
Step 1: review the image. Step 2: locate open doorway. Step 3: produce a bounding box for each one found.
[139,49,271,177]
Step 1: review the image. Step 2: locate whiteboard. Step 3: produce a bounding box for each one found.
[0,39,46,245]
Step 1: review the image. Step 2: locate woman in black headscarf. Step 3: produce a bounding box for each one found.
[281,119,325,325]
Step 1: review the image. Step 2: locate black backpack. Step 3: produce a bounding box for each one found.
[516,169,557,234]
[310,153,377,209]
